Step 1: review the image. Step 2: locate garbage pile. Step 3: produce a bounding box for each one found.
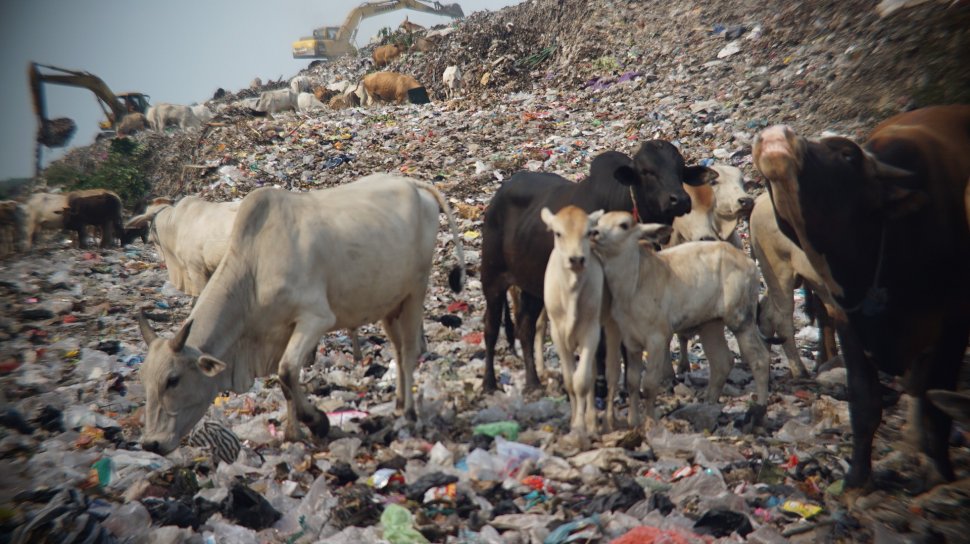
[4,0,969,542]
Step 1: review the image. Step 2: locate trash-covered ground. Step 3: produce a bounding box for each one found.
[3,0,970,542]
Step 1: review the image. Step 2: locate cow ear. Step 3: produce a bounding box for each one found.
[636,223,672,245]
[588,209,605,225]
[683,166,717,187]
[138,311,157,344]
[540,207,556,228]
[613,165,639,186]
[197,355,227,378]
[170,319,193,352]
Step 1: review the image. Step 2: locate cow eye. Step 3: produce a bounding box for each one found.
[554,231,561,238]
[620,222,630,230]
[165,375,180,389]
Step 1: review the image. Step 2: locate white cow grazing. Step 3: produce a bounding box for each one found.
[591,211,771,422]
[148,103,202,131]
[191,104,214,124]
[541,206,621,435]
[296,92,326,112]
[125,196,241,297]
[255,88,297,114]
[137,174,466,454]
[290,75,313,94]
[24,192,68,250]
[750,193,840,378]
[442,65,462,99]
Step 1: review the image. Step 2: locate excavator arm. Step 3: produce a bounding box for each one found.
[29,63,131,135]
[336,0,463,41]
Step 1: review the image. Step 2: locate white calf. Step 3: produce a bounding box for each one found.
[592,211,771,422]
[290,75,312,94]
[541,206,619,435]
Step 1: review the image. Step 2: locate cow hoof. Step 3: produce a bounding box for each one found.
[308,412,331,439]
[482,378,499,394]
[284,424,305,443]
[405,407,417,422]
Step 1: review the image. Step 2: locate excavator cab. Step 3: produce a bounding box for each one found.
[98,93,152,129]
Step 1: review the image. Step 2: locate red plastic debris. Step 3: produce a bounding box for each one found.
[447,301,470,313]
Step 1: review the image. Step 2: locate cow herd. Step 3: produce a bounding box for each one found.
[2,104,968,493]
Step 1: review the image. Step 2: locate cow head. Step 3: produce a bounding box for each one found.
[138,312,228,455]
[671,184,719,243]
[590,211,672,258]
[611,141,717,224]
[753,125,914,298]
[541,206,603,276]
[709,164,754,239]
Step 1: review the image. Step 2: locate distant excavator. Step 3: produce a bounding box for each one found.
[29,62,151,177]
[292,0,464,60]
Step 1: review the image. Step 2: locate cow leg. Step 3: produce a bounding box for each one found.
[640,334,670,421]
[75,226,87,249]
[917,322,966,482]
[735,323,771,405]
[279,314,334,442]
[575,326,600,436]
[534,309,547,377]
[100,220,114,249]
[601,313,622,431]
[549,323,578,432]
[482,284,508,393]
[624,342,645,427]
[676,333,691,374]
[383,294,424,420]
[696,321,732,404]
[817,300,839,363]
[840,327,881,488]
[350,329,363,363]
[516,292,544,392]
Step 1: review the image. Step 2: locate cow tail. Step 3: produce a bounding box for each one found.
[412,180,465,293]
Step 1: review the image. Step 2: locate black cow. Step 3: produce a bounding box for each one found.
[753,105,970,489]
[62,189,124,249]
[481,141,716,393]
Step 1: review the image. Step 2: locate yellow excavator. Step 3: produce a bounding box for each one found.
[292,0,464,59]
[29,62,152,175]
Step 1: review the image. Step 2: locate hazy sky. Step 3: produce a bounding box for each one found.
[0,0,523,180]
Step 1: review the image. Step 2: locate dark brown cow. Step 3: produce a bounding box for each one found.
[753,105,970,489]
[63,189,124,249]
[481,142,715,392]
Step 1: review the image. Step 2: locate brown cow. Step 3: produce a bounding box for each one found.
[753,105,970,489]
[63,189,125,249]
[372,44,403,67]
[361,72,423,105]
[411,36,437,53]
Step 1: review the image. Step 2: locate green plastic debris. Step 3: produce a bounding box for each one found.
[381,504,429,544]
[473,421,520,441]
[825,479,845,496]
[92,457,113,487]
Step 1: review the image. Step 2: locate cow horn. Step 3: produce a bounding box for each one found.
[169,319,194,352]
[866,152,913,179]
[138,311,157,344]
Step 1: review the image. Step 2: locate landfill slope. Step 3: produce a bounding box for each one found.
[2,0,970,543]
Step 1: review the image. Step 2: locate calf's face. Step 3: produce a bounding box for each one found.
[541,206,602,274]
[138,314,228,455]
[591,211,672,257]
[710,165,754,221]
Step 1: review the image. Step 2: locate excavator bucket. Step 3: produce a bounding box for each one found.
[37,117,77,148]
